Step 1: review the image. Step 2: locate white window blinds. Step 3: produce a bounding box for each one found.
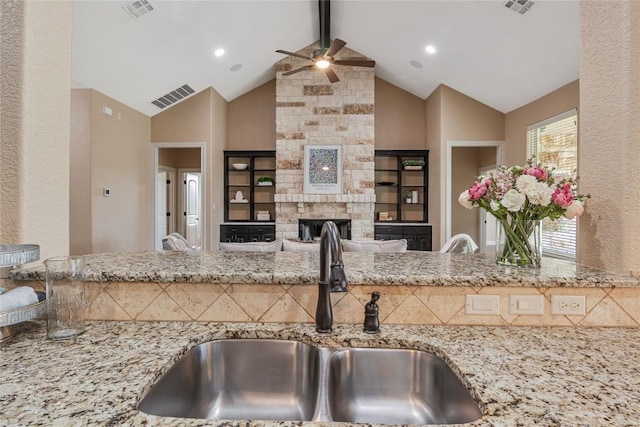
[526,109,578,259]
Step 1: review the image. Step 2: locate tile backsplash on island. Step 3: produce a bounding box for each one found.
[13,280,640,328]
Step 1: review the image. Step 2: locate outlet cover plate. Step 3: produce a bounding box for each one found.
[509,294,544,315]
[550,295,586,315]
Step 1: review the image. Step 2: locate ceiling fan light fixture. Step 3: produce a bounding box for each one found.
[316,59,331,69]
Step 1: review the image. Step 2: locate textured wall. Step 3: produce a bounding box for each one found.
[274,43,376,240]
[0,1,72,260]
[579,1,640,275]
[0,0,24,244]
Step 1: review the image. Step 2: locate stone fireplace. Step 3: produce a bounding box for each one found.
[274,42,375,240]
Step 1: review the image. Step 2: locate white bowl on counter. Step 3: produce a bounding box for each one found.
[232,163,248,170]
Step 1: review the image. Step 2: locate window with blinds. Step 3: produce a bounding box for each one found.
[526,109,578,259]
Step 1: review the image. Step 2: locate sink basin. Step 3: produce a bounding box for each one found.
[138,339,320,421]
[138,339,482,425]
[326,348,482,425]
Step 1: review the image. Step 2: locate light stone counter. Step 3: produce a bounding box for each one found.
[1,321,639,426]
[9,251,639,288]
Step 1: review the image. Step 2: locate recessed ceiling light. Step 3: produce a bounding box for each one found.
[214,48,225,57]
[425,45,437,54]
[410,60,423,69]
[230,64,242,72]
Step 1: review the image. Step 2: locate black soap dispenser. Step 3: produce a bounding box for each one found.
[363,291,381,334]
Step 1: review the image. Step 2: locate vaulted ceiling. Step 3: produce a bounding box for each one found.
[71,0,579,117]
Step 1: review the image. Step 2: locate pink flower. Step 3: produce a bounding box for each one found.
[458,190,473,209]
[524,166,548,181]
[552,183,574,208]
[564,199,584,219]
[468,182,487,201]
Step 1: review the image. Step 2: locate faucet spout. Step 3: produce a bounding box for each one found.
[316,221,348,333]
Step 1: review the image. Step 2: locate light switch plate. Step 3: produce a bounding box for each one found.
[509,294,544,315]
[465,294,500,315]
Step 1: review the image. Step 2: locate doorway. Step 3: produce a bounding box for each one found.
[478,165,498,254]
[152,142,206,251]
[179,169,202,249]
[445,141,503,250]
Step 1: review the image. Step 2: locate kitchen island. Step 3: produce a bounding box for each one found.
[9,251,639,327]
[1,320,639,426]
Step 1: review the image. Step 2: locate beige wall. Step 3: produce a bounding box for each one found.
[425,86,443,248]
[227,79,275,150]
[159,147,201,169]
[69,89,92,255]
[375,77,426,150]
[504,80,579,166]
[578,1,640,275]
[0,0,72,262]
[89,90,152,253]
[429,85,505,249]
[151,88,227,248]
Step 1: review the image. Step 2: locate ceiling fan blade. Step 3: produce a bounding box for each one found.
[325,38,346,58]
[324,67,340,83]
[283,65,315,76]
[333,59,376,67]
[276,49,311,61]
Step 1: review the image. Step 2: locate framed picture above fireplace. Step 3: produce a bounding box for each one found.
[304,144,343,194]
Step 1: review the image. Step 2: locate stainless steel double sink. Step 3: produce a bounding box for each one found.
[138,339,482,425]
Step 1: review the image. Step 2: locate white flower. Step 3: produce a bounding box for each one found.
[490,200,501,211]
[564,199,584,219]
[522,181,554,206]
[516,174,537,192]
[458,190,473,209]
[501,189,526,212]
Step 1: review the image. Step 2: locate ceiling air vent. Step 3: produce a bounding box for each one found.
[122,0,154,20]
[151,85,195,109]
[504,0,535,15]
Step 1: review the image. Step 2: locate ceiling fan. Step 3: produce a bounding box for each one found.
[276,0,375,83]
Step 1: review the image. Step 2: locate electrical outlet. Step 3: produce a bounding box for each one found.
[550,295,586,315]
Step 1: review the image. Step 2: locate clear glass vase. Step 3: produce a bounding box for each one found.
[495,218,541,268]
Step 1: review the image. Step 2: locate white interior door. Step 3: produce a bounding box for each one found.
[184,172,201,248]
[155,171,167,250]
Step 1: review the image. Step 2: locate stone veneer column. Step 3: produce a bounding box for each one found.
[275,42,375,240]
[578,1,640,275]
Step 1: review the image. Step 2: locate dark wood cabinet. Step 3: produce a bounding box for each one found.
[220,224,275,243]
[224,151,276,222]
[375,224,432,251]
[374,150,431,250]
[374,150,429,223]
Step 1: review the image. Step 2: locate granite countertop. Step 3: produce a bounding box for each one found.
[10,251,639,288]
[1,321,639,426]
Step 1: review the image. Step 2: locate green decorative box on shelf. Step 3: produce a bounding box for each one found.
[402,159,425,170]
[257,176,274,186]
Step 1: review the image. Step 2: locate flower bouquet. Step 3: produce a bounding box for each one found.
[459,161,587,267]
